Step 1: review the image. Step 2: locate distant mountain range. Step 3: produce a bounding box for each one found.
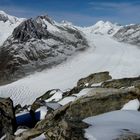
[0,11,140,85]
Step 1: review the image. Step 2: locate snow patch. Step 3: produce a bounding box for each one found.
[58,96,76,106]
[84,110,140,140]
[121,99,140,111]
[36,106,47,120]
[45,90,63,102]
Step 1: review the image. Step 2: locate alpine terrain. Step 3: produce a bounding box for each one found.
[0,11,140,140]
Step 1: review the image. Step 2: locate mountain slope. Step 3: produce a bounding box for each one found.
[0,15,88,84]
[1,31,140,105]
[0,11,24,46]
[114,24,140,46]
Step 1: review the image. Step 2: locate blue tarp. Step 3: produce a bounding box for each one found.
[16,111,40,127]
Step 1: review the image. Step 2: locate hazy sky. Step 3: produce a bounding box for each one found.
[0,0,140,26]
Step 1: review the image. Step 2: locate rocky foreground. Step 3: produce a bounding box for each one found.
[1,71,140,140]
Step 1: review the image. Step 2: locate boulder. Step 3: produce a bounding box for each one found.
[63,71,112,97]
[77,71,112,87]
[65,87,140,120]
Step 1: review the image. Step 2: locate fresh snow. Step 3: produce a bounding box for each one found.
[36,106,48,120]
[0,11,24,46]
[0,21,21,45]
[79,21,121,35]
[1,23,140,105]
[84,110,140,140]
[45,90,63,102]
[121,99,140,110]
[43,19,60,32]
[32,133,46,140]
[59,88,92,105]
[15,129,27,135]
[58,96,76,106]
[73,88,92,97]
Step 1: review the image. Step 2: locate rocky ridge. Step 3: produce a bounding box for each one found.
[1,71,140,140]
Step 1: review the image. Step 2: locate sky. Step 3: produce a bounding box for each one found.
[0,0,140,26]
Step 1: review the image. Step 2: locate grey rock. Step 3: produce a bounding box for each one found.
[77,71,112,87]
[65,87,140,120]
[101,76,140,89]
[0,98,16,138]
[114,24,140,46]
[63,71,112,97]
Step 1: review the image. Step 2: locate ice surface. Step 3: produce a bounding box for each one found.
[84,110,140,140]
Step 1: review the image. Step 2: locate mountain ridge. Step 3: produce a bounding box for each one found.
[0,11,89,84]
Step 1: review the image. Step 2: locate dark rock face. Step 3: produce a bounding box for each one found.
[13,18,48,42]
[0,98,16,138]
[0,13,8,22]
[114,24,140,46]
[0,16,89,85]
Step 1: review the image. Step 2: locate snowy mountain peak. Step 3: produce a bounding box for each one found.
[94,20,119,31]
[0,10,25,46]
[0,10,24,24]
[0,10,7,15]
[79,20,121,36]
[36,15,54,25]
[94,20,105,26]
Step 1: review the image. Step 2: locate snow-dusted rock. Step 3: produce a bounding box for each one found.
[78,20,121,35]
[0,10,24,24]
[0,11,24,46]
[0,15,88,84]
[114,24,140,46]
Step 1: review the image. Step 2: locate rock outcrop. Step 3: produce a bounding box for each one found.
[63,71,112,97]
[15,86,140,139]
[77,71,112,87]
[1,72,139,140]
[65,87,140,120]
[101,76,140,89]
[0,98,16,138]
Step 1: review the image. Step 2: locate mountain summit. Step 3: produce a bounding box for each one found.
[0,13,88,84]
[79,20,121,35]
